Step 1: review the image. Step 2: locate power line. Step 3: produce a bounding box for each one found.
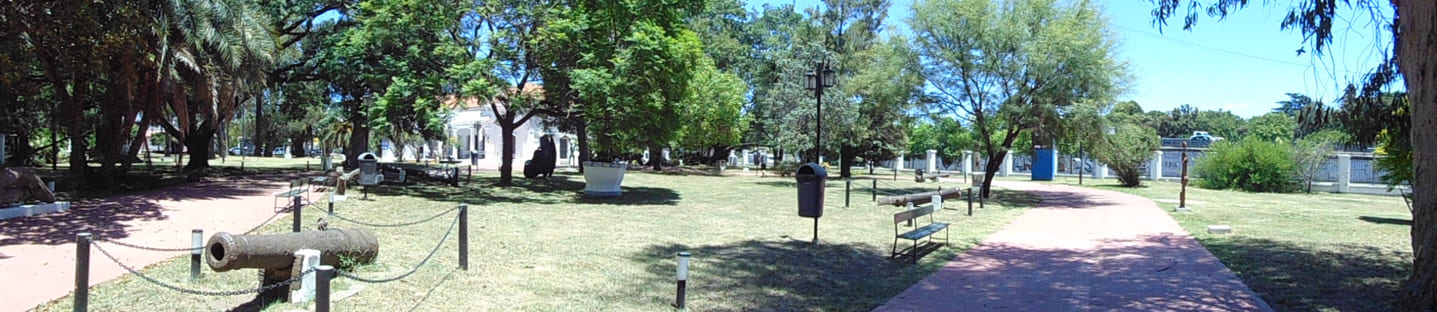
[1113,24,1366,75]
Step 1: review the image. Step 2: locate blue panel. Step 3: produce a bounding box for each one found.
[1031,148,1057,181]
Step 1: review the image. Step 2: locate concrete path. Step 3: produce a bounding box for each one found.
[0,175,295,311]
[874,181,1273,312]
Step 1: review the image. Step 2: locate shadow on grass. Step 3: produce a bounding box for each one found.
[366,173,679,206]
[1200,236,1410,311]
[0,174,290,246]
[626,239,935,311]
[1359,216,1413,226]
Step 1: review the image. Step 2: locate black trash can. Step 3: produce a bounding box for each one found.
[357,152,380,185]
[796,163,828,218]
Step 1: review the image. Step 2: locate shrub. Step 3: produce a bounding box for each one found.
[1091,124,1160,187]
[1194,139,1299,192]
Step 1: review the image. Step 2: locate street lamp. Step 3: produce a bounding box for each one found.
[804,63,836,163]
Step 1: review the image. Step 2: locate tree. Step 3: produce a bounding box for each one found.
[1151,1,1436,308]
[912,0,1126,198]
[674,58,751,165]
[846,35,924,176]
[1244,112,1297,143]
[1275,92,1313,116]
[1293,129,1347,193]
[1092,123,1159,187]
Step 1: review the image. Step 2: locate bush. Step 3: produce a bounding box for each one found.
[1091,124,1160,187]
[1194,139,1299,192]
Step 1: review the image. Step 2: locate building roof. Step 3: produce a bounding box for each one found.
[442,83,545,110]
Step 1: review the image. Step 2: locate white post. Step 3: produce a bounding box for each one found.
[1150,151,1164,181]
[291,249,322,303]
[1097,163,1109,179]
[1337,154,1352,193]
[741,149,751,167]
[895,153,905,170]
[962,151,974,176]
[1000,153,1013,177]
[926,149,937,173]
[932,195,942,211]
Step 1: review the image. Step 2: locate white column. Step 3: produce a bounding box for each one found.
[895,152,905,170]
[1001,153,1013,177]
[1337,154,1352,193]
[1097,163,1109,179]
[926,149,937,173]
[1150,150,1164,181]
[741,149,751,166]
[962,151,974,176]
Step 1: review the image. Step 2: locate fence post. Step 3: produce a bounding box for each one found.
[845,179,851,208]
[327,201,334,215]
[459,204,469,271]
[75,233,91,312]
[966,188,974,216]
[316,265,333,312]
[293,196,303,233]
[871,179,877,202]
[191,229,203,281]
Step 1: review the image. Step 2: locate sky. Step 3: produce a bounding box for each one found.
[747,0,1398,118]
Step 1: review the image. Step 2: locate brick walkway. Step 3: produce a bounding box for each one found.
[874,181,1272,312]
[0,175,295,311]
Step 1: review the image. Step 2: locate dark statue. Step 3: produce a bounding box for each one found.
[523,135,557,179]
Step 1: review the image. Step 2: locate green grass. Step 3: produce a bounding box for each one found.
[1004,176,1412,312]
[37,170,1037,311]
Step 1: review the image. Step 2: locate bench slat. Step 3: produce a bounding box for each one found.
[893,206,937,223]
[898,223,949,240]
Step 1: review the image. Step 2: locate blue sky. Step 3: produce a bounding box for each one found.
[748,0,1397,118]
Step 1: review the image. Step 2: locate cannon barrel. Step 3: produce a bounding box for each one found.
[206,229,379,272]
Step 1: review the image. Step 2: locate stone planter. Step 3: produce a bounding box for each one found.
[582,161,628,197]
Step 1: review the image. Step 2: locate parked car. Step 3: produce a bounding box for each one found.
[272,147,287,156]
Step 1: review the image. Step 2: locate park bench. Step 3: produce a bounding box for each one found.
[273,178,310,212]
[892,205,948,263]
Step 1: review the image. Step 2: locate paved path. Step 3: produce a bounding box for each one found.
[874,181,1273,312]
[0,175,294,311]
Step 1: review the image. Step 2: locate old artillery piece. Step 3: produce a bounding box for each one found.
[206,229,379,302]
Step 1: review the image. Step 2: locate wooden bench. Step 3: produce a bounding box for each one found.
[274,178,310,212]
[892,205,949,263]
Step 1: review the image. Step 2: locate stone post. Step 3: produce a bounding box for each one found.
[1097,163,1109,179]
[962,151,974,176]
[1337,154,1352,193]
[895,152,905,170]
[1000,153,1013,177]
[1150,151,1164,181]
[741,149,751,167]
[926,149,937,173]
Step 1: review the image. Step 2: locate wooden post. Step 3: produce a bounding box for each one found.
[74,233,91,312]
[292,196,302,233]
[1180,142,1190,211]
[459,204,469,270]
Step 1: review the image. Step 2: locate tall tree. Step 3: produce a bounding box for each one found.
[1275,92,1313,116]
[913,0,1126,197]
[1151,0,1435,308]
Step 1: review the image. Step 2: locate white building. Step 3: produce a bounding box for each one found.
[438,86,578,170]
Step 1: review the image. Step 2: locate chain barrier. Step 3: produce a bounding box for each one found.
[336,212,458,283]
[91,241,316,296]
[325,206,459,228]
[95,238,203,253]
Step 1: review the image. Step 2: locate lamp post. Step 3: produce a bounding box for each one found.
[804,62,836,163]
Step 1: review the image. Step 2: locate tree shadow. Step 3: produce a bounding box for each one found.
[367,173,679,206]
[0,174,288,246]
[1358,216,1413,226]
[1198,236,1410,311]
[624,239,941,311]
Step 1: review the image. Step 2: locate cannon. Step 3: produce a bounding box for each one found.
[206,229,379,302]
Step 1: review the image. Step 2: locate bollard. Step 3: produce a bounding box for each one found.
[75,233,92,312]
[676,252,690,309]
[292,196,302,233]
[845,179,851,208]
[459,204,469,271]
[327,201,334,215]
[967,188,974,216]
[191,229,203,281]
[316,265,333,312]
[307,160,310,171]
[871,179,877,202]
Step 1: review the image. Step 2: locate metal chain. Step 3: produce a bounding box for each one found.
[96,238,203,252]
[327,206,459,228]
[336,212,458,283]
[91,242,316,296]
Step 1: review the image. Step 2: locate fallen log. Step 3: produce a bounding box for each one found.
[877,188,964,206]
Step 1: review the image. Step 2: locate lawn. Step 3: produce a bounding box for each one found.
[37,169,1037,311]
[1004,176,1412,312]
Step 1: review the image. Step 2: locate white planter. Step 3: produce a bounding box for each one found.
[583,161,628,197]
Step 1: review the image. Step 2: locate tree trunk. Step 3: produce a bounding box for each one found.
[577,119,589,174]
[345,112,369,169]
[1398,1,1437,310]
[183,126,214,171]
[255,97,267,157]
[980,150,1008,198]
[840,144,856,178]
[648,146,664,171]
[498,124,517,186]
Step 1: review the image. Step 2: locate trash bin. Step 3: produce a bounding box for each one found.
[796,163,828,218]
[914,168,925,182]
[320,155,333,171]
[358,152,380,185]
